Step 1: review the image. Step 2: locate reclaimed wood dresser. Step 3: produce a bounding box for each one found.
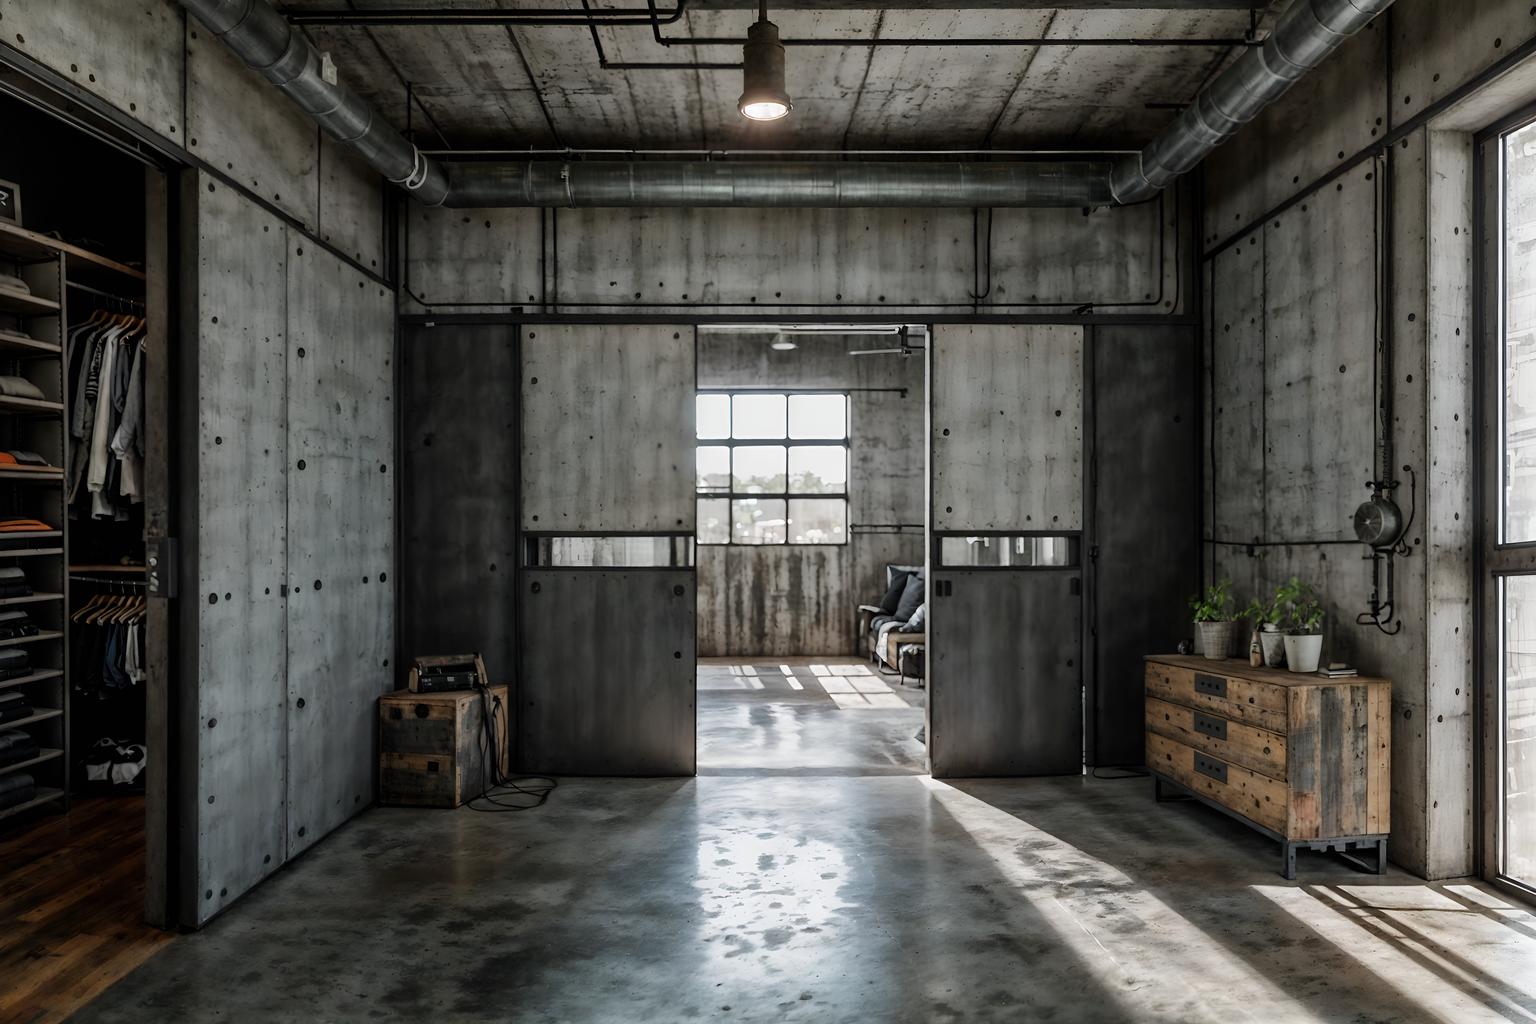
[1144,655,1391,878]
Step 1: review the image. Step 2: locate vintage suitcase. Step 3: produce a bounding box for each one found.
[378,685,509,808]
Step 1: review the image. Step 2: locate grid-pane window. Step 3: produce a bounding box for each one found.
[696,392,848,545]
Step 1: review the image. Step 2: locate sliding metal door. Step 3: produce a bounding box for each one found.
[517,325,696,776]
[928,325,1085,777]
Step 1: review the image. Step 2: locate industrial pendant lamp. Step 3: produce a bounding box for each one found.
[738,0,791,121]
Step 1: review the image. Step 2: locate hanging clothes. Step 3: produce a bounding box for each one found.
[65,311,145,520]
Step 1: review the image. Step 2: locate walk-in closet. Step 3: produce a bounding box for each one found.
[0,90,172,1008]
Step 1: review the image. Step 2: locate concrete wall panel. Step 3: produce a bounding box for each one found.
[1204,23,1386,250]
[1,0,184,141]
[1261,162,1377,543]
[403,207,543,311]
[1423,130,1476,879]
[188,179,290,925]
[699,545,850,657]
[933,325,1083,532]
[399,324,520,685]
[521,324,694,533]
[319,137,387,275]
[1394,0,1536,125]
[1208,231,1265,543]
[403,196,1187,317]
[283,244,396,859]
[186,29,320,231]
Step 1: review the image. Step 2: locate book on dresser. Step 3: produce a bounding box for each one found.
[1144,654,1391,879]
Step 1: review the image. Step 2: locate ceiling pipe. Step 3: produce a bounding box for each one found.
[445,160,1115,208]
[1109,0,1393,203]
[178,0,449,205]
[181,0,1391,210]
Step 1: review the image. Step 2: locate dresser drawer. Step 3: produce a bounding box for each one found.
[1145,695,1286,781]
[1145,661,1287,734]
[1146,732,1287,834]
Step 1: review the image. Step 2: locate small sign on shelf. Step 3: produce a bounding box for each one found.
[0,178,20,226]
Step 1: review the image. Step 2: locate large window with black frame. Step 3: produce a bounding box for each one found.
[696,391,849,545]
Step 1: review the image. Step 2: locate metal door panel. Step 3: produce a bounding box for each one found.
[520,570,695,775]
[1089,325,1198,766]
[930,570,1082,777]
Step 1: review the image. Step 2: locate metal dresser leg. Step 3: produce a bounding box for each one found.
[1281,842,1297,881]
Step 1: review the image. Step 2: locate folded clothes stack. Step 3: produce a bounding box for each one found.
[0,728,38,766]
[0,567,30,599]
[0,610,39,641]
[0,691,32,723]
[0,649,30,680]
[0,376,45,401]
[0,451,55,470]
[0,518,55,533]
[0,771,36,809]
[0,273,31,295]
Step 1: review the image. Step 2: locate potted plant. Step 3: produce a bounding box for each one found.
[1276,576,1325,674]
[1189,579,1236,661]
[1243,593,1286,669]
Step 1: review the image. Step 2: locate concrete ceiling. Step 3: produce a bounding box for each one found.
[279,1,1279,152]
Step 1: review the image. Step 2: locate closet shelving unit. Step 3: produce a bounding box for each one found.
[0,219,145,823]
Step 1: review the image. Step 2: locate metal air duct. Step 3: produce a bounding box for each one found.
[180,0,1392,209]
[178,0,449,205]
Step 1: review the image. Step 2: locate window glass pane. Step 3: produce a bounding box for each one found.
[731,445,787,493]
[788,446,847,494]
[733,498,787,544]
[1505,123,1536,541]
[535,536,684,567]
[696,445,730,493]
[1503,576,1536,887]
[788,394,847,439]
[698,499,730,544]
[788,499,847,544]
[697,394,730,440]
[938,535,1080,568]
[732,393,787,439]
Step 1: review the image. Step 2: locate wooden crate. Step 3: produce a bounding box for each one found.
[1145,655,1391,878]
[378,685,509,808]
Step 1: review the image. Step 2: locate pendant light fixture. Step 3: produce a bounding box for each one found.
[738,0,791,121]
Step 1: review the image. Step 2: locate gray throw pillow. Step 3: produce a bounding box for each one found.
[901,603,927,633]
[893,572,925,623]
[878,571,912,615]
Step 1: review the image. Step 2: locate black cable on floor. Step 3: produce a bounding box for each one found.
[464,684,557,812]
[1090,766,1150,780]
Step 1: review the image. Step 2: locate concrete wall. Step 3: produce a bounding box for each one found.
[1197,0,1536,879]
[696,334,924,657]
[180,172,394,926]
[0,0,386,271]
[2,0,395,922]
[402,196,1187,318]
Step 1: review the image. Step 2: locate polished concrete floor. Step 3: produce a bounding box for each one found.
[77,660,1536,1023]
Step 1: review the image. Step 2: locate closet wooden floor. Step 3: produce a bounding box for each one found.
[0,797,172,1023]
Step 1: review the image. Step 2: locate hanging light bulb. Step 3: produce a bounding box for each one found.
[738,0,791,121]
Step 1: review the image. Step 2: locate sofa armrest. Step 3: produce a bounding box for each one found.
[887,632,925,646]
[857,604,883,614]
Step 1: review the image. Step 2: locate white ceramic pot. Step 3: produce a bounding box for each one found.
[1196,621,1234,661]
[1283,633,1323,674]
[1259,625,1286,669]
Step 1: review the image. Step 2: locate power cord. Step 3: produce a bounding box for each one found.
[464,683,557,812]
[1091,766,1150,780]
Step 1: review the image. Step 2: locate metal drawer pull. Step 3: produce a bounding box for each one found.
[1193,712,1228,741]
[1194,753,1228,784]
[1194,673,1228,699]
